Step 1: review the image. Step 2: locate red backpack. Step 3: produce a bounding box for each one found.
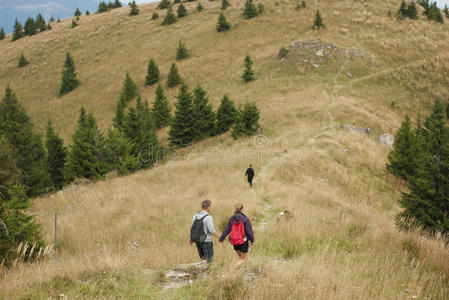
[229,220,246,245]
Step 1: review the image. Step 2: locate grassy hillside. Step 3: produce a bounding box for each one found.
[1,0,449,298]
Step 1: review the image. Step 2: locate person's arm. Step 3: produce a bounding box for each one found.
[189,214,196,245]
[245,218,255,244]
[219,218,233,242]
[205,216,219,239]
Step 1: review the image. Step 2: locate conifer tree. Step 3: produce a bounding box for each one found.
[108,1,115,9]
[18,53,29,68]
[104,128,139,175]
[0,86,51,196]
[98,1,109,13]
[242,55,255,82]
[113,94,127,131]
[445,5,449,18]
[313,9,325,28]
[386,115,420,181]
[192,86,215,140]
[12,19,24,41]
[243,0,259,19]
[446,102,449,119]
[121,72,138,101]
[24,18,36,36]
[129,1,140,16]
[177,2,188,17]
[221,0,230,10]
[214,95,237,135]
[158,0,171,9]
[71,19,78,28]
[59,52,80,96]
[407,2,418,19]
[216,13,231,32]
[152,84,171,128]
[152,12,159,19]
[176,41,190,60]
[162,6,177,25]
[302,0,306,8]
[0,27,5,40]
[47,23,52,30]
[197,2,204,12]
[395,101,449,236]
[167,63,182,87]
[45,121,67,190]
[65,108,108,181]
[0,184,45,267]
[145,59,160,86]
[75,7,82,17]
[36,14,46,32]
[86,10,90,15]
[169,84,195,147]
[397,0,408,19]
[0,137,18,200]
[231,102,260,139]
[114,0,122,8]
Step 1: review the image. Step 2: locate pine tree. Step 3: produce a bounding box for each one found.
[129,1,140,16]
[152,12,159,19]
[47,23,52,30]
[397,0,408,19]
[243,0,259,19]
[12,19,24,41]
[104,128,138,175]
[65,108,108,181]
[0,184,45,267]
[45,121,67,190]
[152,85,171,129]
[192,86,215,140]
[386,115,420,181]
[169,84,195,147]
[221,0,230,10]
[158,0,171,9]
[446,102,449,119]
[0,27,5,40]
[59,52,80,96]
[231,102,260,139]
[114,0,122,8]
[71,19,78,28]
[0,137,19,200]
[98,1,110,13]
[167,63,182,87]
[407,2,418,19]
[0,86,51,196]
[396,101,449,236]
[302,0,306,8]
[121,72,138,101]
[86,10,90,15]
[197,2,204,12]
[216,13,231,32]
[108,1,115,9]
[18,53,29,68]
[177,2,188,17]
[445,5,449,18]
[242,55,255,82]
[24,18,36,36]
[313,9,325,28]
[113,94,127,130]
[75,7,82,17]
[214,95,237,135]
[176,41,190,60]
[36,14,46,32]
[145,59,160,86]
[162,7,177,25]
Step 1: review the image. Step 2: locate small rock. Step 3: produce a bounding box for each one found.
[315,49,324,56]
[312,64,319,68]
[346,72,352,77]
[379,134,394,147]
[343,149,349,153]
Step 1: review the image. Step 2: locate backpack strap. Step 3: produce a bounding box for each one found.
[198,214,209,221]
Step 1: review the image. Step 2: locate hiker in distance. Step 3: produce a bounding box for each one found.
[190,200,220,264]
[219,203,254,268]
[245,164,255,188]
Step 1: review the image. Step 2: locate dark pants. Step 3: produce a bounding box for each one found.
[195,242,214,262]
[248,176,253,188]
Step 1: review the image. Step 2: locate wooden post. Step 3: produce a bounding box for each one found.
[54,212,57,260]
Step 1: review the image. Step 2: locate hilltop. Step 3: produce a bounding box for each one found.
[1,0,449,298]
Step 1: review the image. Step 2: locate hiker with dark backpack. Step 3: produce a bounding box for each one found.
[190,200,220,264]
[219,203,254,268]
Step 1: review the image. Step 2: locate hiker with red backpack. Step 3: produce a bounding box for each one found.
[219,203,254,268]
[190,200,220,264]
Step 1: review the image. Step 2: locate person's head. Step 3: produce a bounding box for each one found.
[249,164,252,168]
[202,200,212,212]
[235,203,244,214]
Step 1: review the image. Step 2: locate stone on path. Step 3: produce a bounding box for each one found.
[379,133,394,147]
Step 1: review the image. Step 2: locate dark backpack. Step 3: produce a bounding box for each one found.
[229,220,246,245]
[190,214,209,243]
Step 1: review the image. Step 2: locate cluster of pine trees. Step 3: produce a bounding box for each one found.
[418,0,444,23]
[243,0,263,19]
[397,0,418,20]
[98,0,123,13]
[11,15,51,42]
[387,101,449,237]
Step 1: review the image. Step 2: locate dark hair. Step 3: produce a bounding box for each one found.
[202,200,212,209]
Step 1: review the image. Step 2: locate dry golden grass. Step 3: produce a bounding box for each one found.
[1,0,449,298]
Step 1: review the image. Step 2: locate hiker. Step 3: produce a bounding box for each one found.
[190,200,220,264]
[245,165,255,188]
[365,127,371,137]
[219,203,254,268]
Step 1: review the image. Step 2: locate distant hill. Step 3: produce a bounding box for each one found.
[0,0,105,33]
